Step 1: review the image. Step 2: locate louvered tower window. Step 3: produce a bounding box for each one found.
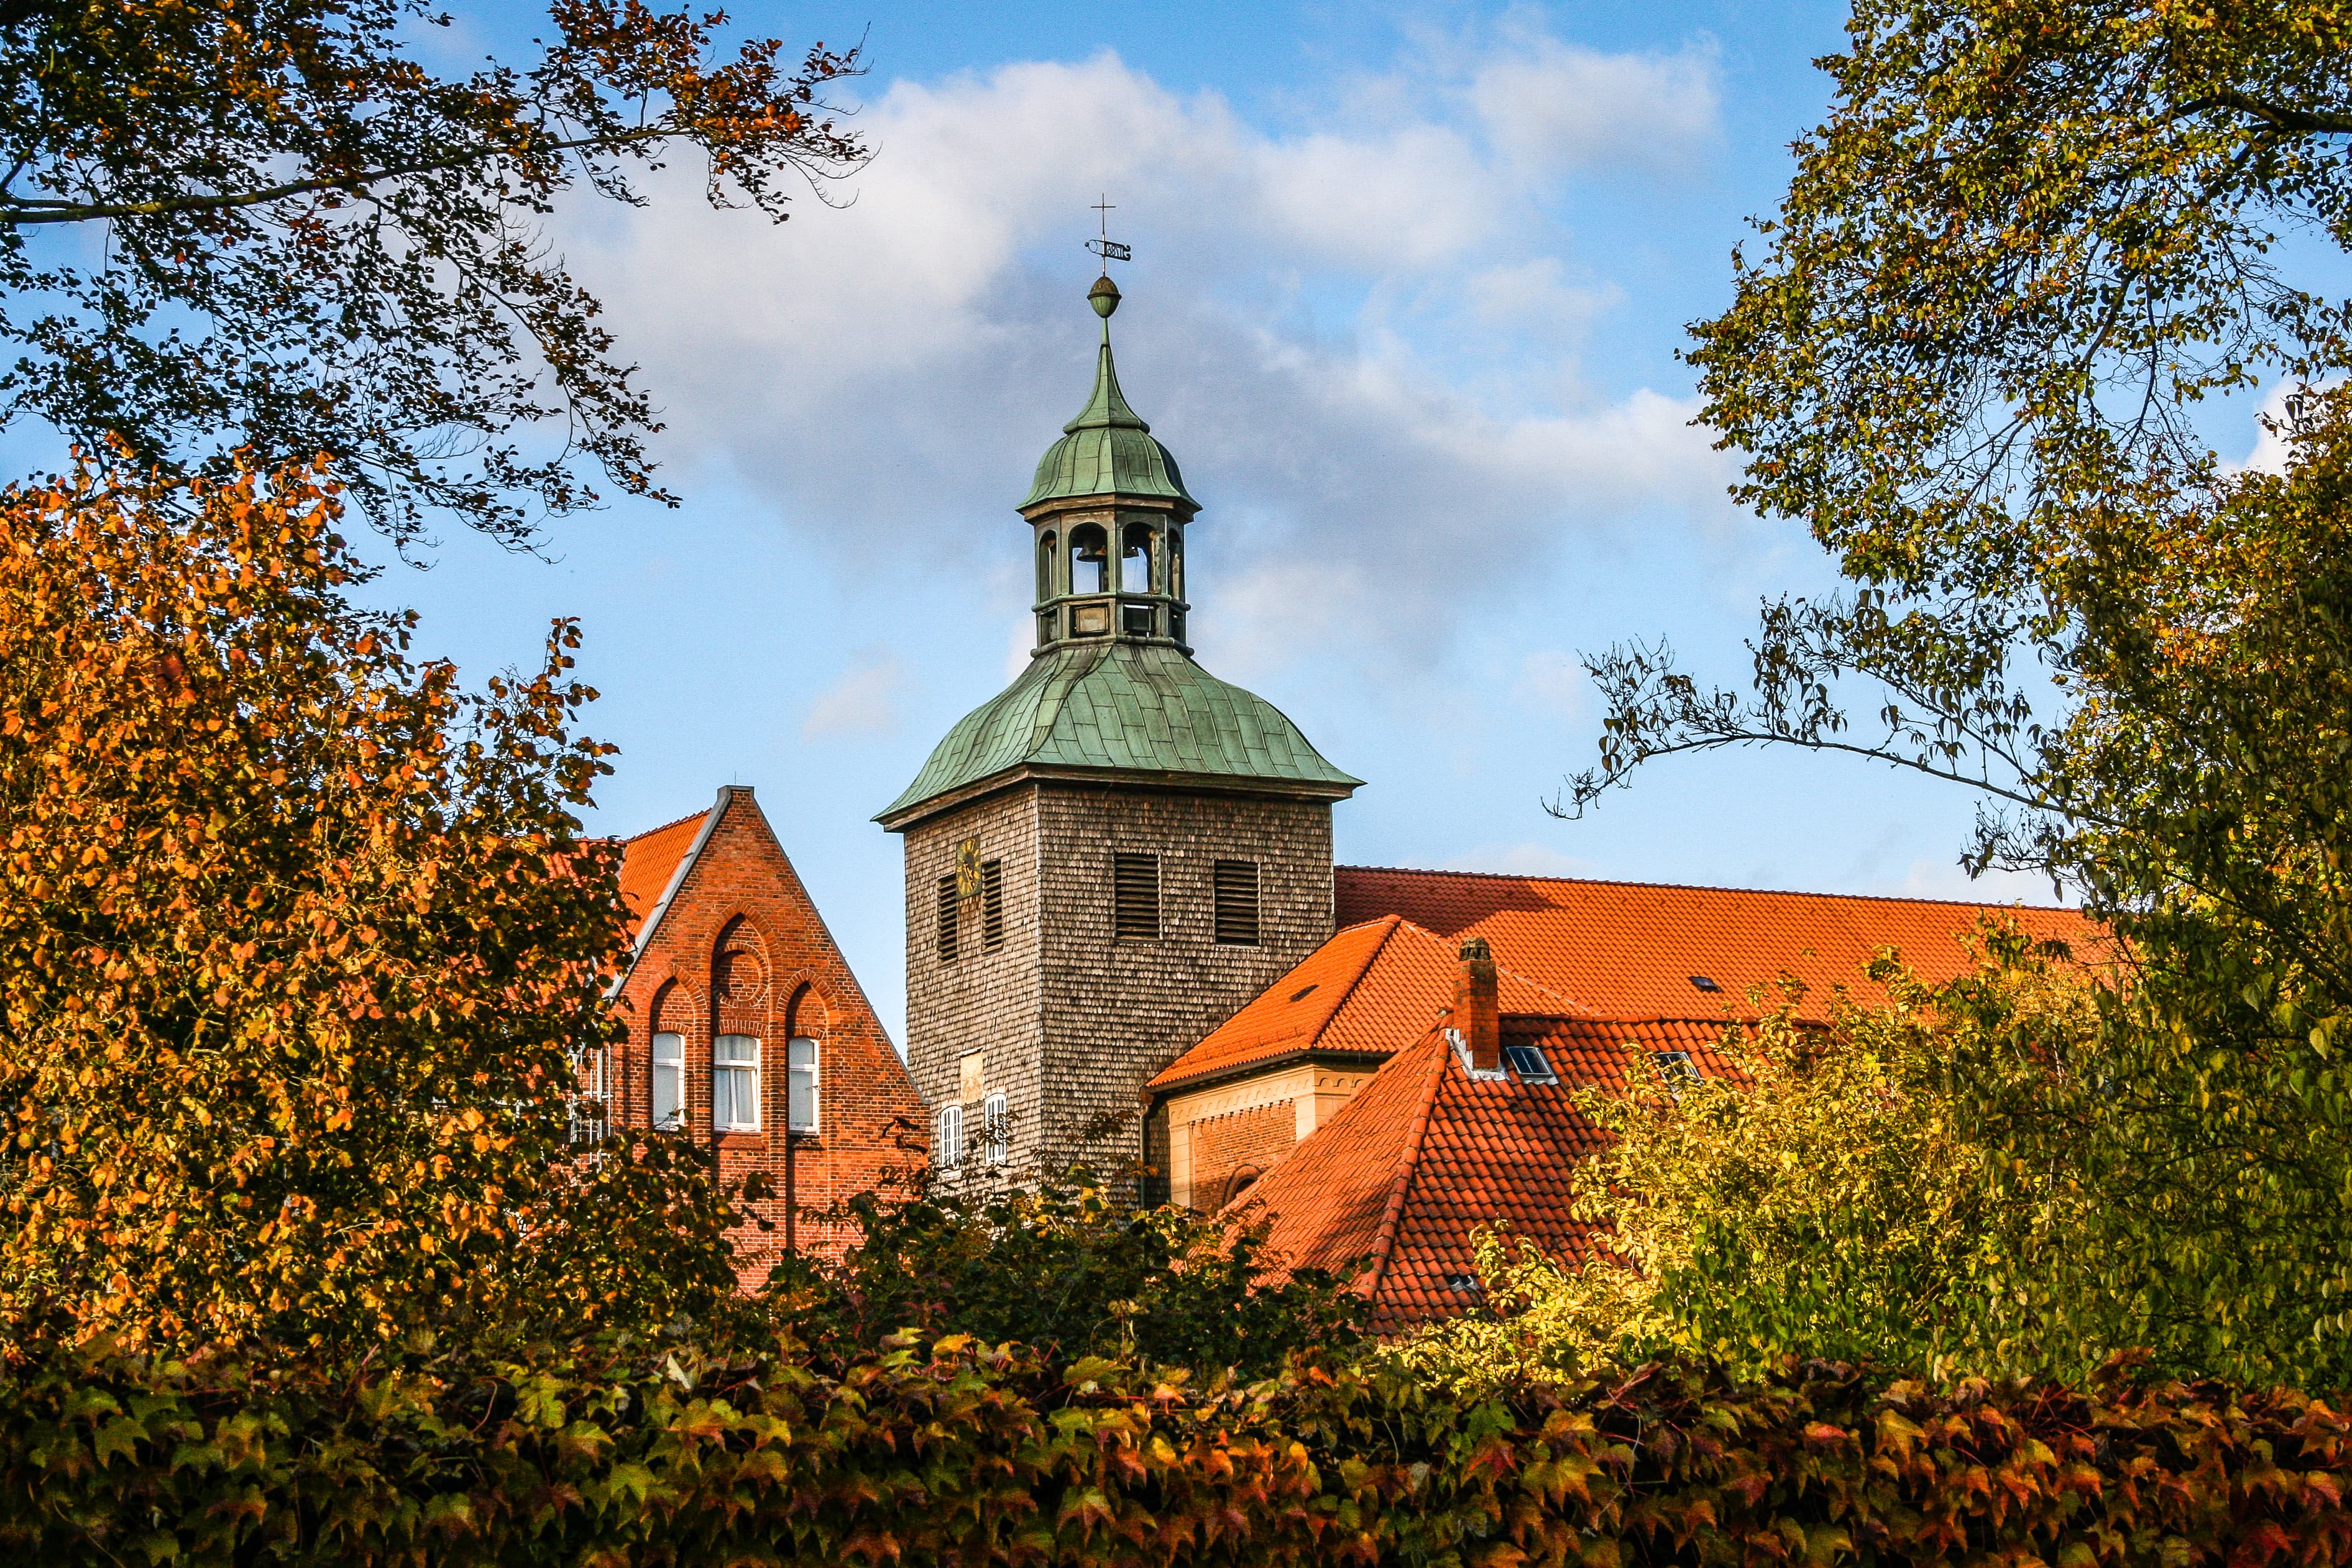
[1113,853,1159,941]
[980,858,1005,950]
[1213,860,1260,946]
[935,874,958,962]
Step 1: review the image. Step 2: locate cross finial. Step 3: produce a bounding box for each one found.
[1085,193,1131,269]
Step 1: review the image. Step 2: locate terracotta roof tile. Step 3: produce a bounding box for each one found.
[1149,916,1583,1093]
[616,806,712,942]
[1334,865,2098,1024]
[1239,1015,1742,1332]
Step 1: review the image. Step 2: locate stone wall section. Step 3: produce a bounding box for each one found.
[614,790,926,1288]
[1033,784,1333,1174]
[899,789,1043,1175]
[902,781,1334,1185]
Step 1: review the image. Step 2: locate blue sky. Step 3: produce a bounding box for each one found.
[368,0,2102,1042]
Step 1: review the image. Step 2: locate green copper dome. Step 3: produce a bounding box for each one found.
[878,642,1359,825]
[1020,334,1198,511]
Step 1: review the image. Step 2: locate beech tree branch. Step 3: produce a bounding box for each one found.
[0,126,679,226]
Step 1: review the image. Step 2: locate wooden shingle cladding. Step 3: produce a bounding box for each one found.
[898,779,1338,1183]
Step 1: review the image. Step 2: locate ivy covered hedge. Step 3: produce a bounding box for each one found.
[5,1336,2350,1568]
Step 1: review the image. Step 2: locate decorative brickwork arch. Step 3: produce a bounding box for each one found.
[712,917,770,1039]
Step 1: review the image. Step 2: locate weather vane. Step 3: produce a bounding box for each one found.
[1085,195,1131,267]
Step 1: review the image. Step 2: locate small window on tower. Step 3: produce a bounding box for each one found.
[1070,523,1109,594]
[935,874,959,963]
[984,1091,1008,1165]
[1121,522,1153,592]
[1036,530,1058,599]
[1122,603,1155,636]
[935,1103,963,1168]
[981,858,1005,950]
[1213,859,1260,946]
[1113,853,1159,941]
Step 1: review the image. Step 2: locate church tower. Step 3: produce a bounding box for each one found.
[877,270,1360,1184]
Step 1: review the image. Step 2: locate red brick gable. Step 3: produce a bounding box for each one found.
[610,787,926,1286]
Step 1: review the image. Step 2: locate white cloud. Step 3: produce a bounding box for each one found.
[802,651,904,740]
[563,37,1737,676]
[1471,35,1720,175]
[2239,378,2340,477]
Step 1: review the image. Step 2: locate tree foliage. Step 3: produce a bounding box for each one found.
[0,0,862,548]
[1564,1,2352,1383]
[0,452,743,1354]
[1400,935,2097,1388]
[776,1170,1364,1381]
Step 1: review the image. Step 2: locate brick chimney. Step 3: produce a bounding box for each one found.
[1453,937,1500,1073]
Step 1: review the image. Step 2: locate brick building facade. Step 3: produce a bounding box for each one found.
[610,787,926,1285]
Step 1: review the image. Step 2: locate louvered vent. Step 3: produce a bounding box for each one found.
[1112,853,1159,941]
[980,858,1005,950]
[934,874,958,962]
[1213,859,1260,946]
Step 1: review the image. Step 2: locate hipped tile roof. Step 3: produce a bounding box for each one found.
[1239,1016,1738,1332]
[1149,915,1586,1094]
[1334,865,2096,1024]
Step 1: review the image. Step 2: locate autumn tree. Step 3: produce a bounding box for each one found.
[0,0,861,550]
[0,453,743,1354]
[1556,2,2352,1383]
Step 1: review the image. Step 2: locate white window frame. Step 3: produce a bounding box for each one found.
[651,1030,685,1131]
[786,1036,820,1135]
[714,1034,761,1133]
[983,1091,1008,1165]
[935,1102,963,1168]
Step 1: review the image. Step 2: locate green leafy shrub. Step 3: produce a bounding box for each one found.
[6,1335,2350,1567]
[773,1170,1364,1380]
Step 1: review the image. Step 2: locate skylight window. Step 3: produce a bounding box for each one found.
[1650,1050,1700,1101]
[1444,1272,1481,1296]
[1289,984,1318,1003]
[1688,974,1721,993]
[1502,1042,1557,1083]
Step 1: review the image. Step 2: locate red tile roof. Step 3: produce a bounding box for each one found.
[617,806,712,942]
[1149,915,1585,1094]
[1334,865,2096,1024]
[1238,1014,1739,1332]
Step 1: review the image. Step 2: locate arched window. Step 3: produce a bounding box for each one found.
[651,1030,684,1130]
[787,1037,819,1134]
[935,1103,963,1168]
[713,1035,760,1132]
[1120,522,1153,592]
[1036,530,1057,600]
[1169,528,1184,600]
[984,1091,1008,1165]
[1222,1165,1261,1207]
[1068,524,1108,594]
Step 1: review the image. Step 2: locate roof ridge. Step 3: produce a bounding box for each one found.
[1336,862,2078,914]
[1362,1033,1450,1305]
[622,805,712,844]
